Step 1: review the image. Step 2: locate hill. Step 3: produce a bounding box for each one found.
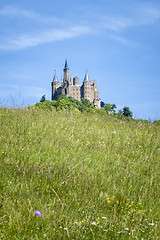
[0,107,159,239]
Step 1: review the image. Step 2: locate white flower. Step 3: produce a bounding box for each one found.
[102,217,107,219]
[149,223,154,226]
[114,131,116,134]
[91,221,97,225]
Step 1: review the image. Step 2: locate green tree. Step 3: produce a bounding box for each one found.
[111,104,117,112]
[56,94,68,101]
[104,103,116,114]
[100,101,105,108]
[40,95,46,102]
[123,106,132,117]
[118,109,123,115]
[104,103,112,113]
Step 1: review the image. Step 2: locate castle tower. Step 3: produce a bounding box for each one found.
[63,59,69,82]
[51,71,60,100]
[83,71,91,99]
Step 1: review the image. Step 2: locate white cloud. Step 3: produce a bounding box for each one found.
[0,26,90,51]
[108,34,130,45]
[102,6,160,32]
[0,5,39,19]
[102,17,133,31]
[0,84,50,98]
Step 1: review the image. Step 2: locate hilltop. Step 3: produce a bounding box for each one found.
[0,107,159,239]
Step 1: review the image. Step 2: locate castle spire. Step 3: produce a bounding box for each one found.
[64,59,69,70]
[84,70,90,82]
[53,71,58,82]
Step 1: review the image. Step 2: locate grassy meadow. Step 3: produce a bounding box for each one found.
[0,107,160,239]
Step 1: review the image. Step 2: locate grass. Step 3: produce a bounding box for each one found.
[0,107,159,239]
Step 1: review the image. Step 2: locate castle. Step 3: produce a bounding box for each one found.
[51,60,100,108]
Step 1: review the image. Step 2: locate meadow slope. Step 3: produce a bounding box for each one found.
[0,108,159,239]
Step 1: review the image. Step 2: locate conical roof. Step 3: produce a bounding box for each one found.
[64,59,69,70]
[53,71,59,82]
[84,71,90,82]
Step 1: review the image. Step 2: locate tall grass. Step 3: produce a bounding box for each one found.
[0,107,159,239]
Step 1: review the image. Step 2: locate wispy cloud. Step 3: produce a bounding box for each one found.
[0,5,39,19]
[0,26,90,51]
[102,6,160,32]
[0,5,64,25]
[0,84,50,98]
[107,34,131,45]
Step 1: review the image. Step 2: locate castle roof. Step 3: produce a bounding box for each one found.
[84,71,90,82]
[53,71,59,82]
[64,59,69,70]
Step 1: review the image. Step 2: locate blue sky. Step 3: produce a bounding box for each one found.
[0,0,160,120]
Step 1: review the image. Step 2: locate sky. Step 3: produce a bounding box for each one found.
[0,0,160,120]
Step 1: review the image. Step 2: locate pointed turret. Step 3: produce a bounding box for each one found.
[53,71,59,82]
[64,59,69,70]
[63,59,70,81]
[51,70,59,100]
[84,71,90,82]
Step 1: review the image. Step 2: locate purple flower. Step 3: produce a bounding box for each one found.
[158,148,160,150]
[35,210,42,217]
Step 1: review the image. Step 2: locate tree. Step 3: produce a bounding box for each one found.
[104,103,112,113]
[104,103,116,114]
[118,109,123,115]
[100,101,105,108]
[111,104,117,111]
[40,95,46,102]
[123,106,132,117]
[57,94,68,101]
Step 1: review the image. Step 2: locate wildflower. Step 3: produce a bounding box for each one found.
[102,217,107,219]
[91,221,97,225]
[114,131,116,134]
[35,210,42,217]
[149,223,154,226]
[139,203,141,205]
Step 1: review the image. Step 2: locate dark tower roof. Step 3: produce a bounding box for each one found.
[64,59,69,70]
[53,71,59,82]
[84,71,90,82]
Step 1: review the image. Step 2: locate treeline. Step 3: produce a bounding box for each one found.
[31,94,132,118]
